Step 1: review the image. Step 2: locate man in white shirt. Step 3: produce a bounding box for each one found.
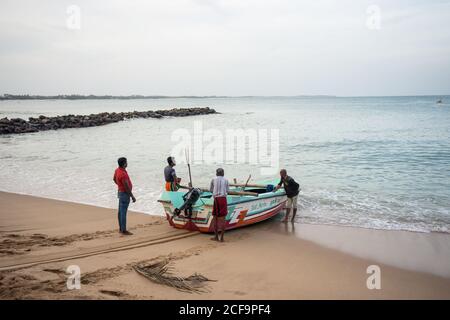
[209,168,229,242]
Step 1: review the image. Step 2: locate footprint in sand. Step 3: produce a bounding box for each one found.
[99,290,126,297]
[225,290,247,296]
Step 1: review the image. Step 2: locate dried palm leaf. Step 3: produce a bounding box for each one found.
[133,260,215,293]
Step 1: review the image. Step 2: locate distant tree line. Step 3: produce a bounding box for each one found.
[0,94,227,100]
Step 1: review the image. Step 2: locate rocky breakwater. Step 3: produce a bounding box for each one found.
[0,107,217,135]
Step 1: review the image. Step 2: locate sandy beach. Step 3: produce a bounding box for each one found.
[1,191,450,300]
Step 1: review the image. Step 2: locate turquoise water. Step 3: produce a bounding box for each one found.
[0,96,449,232]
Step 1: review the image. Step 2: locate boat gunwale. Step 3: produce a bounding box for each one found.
[226,191,286,205]
[159,191,287,207]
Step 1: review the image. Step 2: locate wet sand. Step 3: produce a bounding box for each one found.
[1,191,450,299]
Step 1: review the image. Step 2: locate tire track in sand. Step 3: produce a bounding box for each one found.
[0,229,199,271]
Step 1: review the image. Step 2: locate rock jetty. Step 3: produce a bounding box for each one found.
[0,107,217,135]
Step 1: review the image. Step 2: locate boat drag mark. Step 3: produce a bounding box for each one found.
[0,229,199,271]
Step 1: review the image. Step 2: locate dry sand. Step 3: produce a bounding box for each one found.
[1,191,450,299]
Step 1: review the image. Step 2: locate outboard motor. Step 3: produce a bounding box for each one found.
[173,188,201,218]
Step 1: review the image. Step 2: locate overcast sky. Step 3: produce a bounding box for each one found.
[0,0,449,96]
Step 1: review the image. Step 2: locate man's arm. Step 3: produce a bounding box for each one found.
[274,178,283,191]
[172,169,180,186]
[123,180,136,202]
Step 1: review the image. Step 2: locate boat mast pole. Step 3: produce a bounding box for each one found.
[244,174,251,190]
[185,147,193,188]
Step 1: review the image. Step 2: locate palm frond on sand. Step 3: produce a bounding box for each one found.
[133,260,216,293]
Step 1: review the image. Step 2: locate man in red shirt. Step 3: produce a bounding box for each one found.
[113,157,136,235]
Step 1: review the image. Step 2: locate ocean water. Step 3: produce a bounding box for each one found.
[1,96,449,233]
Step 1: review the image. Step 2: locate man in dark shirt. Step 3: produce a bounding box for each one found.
[275,169,300,222]
[164,156,180,191]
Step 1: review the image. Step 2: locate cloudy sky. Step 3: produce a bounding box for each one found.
[0,0,449,96]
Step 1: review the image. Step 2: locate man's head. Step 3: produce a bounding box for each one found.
[280,169,287,178]
[216,168,224,177]
[167,156,176,167]
[118,157,127,168]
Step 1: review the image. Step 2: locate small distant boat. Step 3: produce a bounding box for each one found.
[158,179,287,233]
[436,99,443,104]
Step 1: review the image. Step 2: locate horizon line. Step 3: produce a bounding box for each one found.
[1,93,449,100]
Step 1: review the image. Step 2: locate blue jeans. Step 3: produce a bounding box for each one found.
[118,192,130,232]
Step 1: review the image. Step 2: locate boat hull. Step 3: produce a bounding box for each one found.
[159,191,287,233]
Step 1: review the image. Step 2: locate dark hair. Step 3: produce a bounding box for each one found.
[118,157,127,168]
[167,156,174,166]
[216,168,224,176]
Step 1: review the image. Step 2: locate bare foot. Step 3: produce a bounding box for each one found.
[210,237,218,241]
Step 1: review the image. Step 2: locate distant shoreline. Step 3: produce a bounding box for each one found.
[0,94,230,101]
[1,94,449,101]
